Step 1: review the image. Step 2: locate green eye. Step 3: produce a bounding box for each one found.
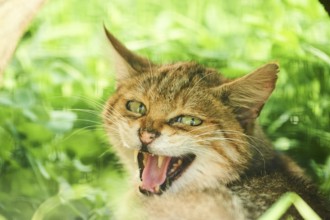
[173,115,202,126]
[126,101,147,115]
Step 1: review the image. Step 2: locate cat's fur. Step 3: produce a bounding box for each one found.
[103,28,330,220]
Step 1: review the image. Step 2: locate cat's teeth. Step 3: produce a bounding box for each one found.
[158,156,165,168]
[155,185,160,192]
[143,153,147,166]
[134,150,139,163]
[166,179,170,188]
[170,159,183,173]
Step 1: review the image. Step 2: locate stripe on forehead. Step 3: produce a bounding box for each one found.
[140,62,222,100]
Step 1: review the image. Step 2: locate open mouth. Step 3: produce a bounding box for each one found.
[136,151,195,196]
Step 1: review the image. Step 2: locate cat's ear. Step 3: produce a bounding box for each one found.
[214,63,279,128]
[104,27,154,82]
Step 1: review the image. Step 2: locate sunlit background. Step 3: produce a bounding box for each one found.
[0,0,329,219]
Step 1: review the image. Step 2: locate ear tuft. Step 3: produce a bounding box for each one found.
[104,26,154,83]
[216,63,279,128]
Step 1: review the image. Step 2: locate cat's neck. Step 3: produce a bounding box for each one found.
[244,124,306,179]
[245,124,277,174]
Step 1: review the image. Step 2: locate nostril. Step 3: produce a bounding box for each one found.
[149,133,156,139]
[139,129,160,145]
[140,131,154,144]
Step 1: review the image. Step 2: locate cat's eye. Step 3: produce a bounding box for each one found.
[172,115,202,126]
[126,101,147,115]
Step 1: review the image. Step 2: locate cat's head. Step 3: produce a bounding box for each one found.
[103,28,279,196]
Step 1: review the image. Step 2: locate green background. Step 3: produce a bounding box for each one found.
[0,0,329,219]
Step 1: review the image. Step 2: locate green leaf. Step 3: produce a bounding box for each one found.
[17,122,53,143]
[13,89,36,108]
[0,128,14,161]
[47,110,77,134]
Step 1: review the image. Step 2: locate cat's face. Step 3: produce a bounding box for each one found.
[103,29,279,196]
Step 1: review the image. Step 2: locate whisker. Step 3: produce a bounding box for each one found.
[49,95,107,111]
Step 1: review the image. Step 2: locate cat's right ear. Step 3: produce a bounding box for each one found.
[104,26,154,83]
[213,63,279,129]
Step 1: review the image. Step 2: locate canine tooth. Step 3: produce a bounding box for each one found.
[178,159,182,166]
[143,153,147,166]
[155,185,160,192]
[134,150,138,163]
[158,156,165,168]
[166,179,170,188]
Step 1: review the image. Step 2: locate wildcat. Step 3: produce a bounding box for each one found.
[102,28,330,220]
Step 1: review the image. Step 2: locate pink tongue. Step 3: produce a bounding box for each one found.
[141,154,171,192]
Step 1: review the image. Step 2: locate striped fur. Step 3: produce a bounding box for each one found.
[103,29,330,220]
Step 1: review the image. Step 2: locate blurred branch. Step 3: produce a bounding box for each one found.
[0,0,46,78]
[319,0,330,15]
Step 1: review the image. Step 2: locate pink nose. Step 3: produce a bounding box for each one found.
[140,131,157,145]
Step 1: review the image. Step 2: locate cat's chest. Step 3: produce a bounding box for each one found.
[121,188,246,220]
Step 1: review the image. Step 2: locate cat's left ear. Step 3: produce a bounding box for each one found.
[214,63,279,128]
[104,26,155,83]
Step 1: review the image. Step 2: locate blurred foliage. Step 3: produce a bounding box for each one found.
[0,0,329,219]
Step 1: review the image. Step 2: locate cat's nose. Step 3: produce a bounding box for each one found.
[139,129,160,145]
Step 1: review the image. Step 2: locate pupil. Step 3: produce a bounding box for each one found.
[190,118,195,126]
[138,104,143,113]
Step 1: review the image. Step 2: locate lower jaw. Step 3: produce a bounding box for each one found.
[138,153,196,196]
[139,186,162,196]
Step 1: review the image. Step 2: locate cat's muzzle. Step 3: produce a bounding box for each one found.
[136,151,196,196]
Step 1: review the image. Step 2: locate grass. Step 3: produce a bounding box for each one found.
[258,192,322,220]
[0,0,329,219]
